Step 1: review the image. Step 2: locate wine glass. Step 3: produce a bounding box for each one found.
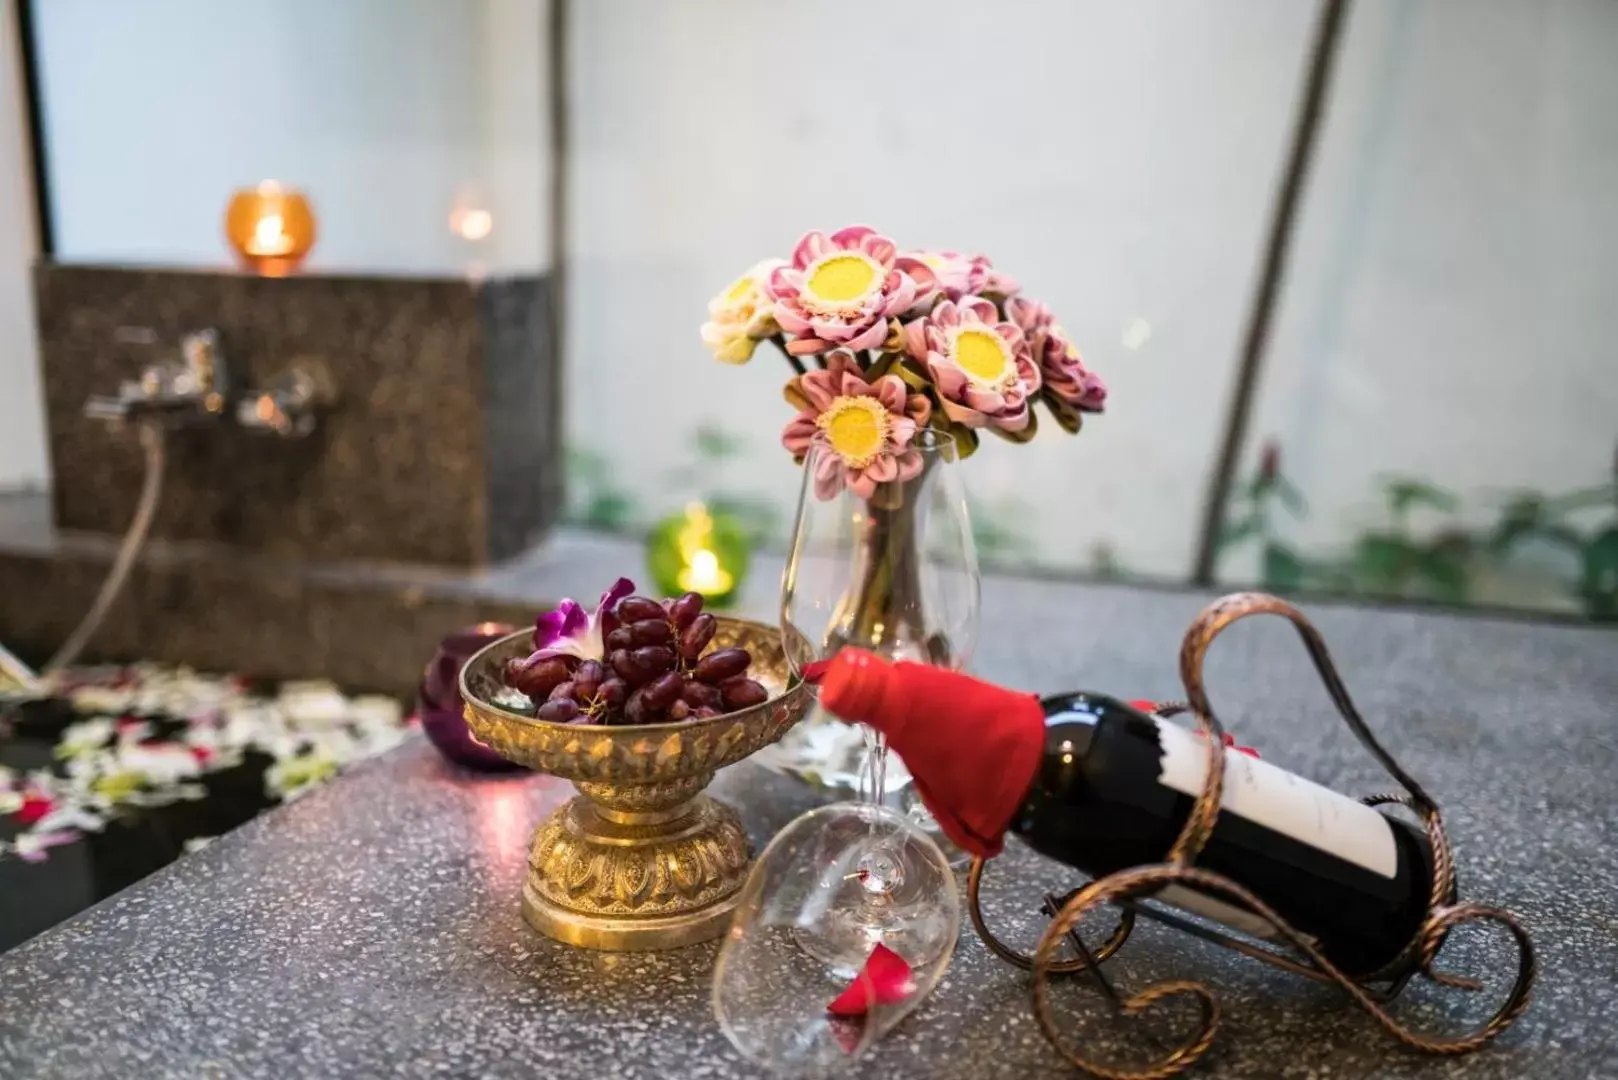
[712,803,958,1076]
[712,430,975,1073]
[777,428,979,971]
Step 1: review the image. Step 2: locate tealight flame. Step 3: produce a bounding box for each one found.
[673,503,735,597]
[250,213,293,256]
[679,548,732,595]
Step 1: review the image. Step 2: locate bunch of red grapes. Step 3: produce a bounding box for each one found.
[502,591,768,725]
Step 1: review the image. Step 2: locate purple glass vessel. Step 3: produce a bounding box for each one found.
[418,622,528,772]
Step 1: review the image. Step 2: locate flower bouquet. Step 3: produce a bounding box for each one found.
[701,225,1107,787]
[700,224,1106,486]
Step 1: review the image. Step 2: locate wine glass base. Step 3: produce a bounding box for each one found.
[788,845,958,976]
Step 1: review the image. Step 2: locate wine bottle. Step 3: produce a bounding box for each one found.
[817,650,1433,978]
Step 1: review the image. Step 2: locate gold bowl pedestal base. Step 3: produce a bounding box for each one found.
[460,617,810,952]
[523,788,752,951]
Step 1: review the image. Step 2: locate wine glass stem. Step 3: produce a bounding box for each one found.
[863,726,888,806]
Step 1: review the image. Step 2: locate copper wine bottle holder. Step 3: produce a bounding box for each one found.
[965,592,1537,1080]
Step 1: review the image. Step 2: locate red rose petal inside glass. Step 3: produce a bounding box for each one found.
[825,943,915,1017]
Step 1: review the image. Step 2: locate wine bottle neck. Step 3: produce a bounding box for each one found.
[818,649,1047,857]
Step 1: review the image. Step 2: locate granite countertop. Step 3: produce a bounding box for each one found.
[1,574,1615,1078]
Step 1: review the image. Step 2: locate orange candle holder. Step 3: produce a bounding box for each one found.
[225,182,317,275]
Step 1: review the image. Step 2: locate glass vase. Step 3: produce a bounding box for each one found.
[776,428,979,970]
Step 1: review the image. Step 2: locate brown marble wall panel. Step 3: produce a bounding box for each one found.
[35,264,559,566]
[0,542,539,697]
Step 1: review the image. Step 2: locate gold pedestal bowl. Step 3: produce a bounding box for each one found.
[460,617,810,951]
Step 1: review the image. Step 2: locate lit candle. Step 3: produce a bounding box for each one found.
[679,547,734,596]
[647,501,750,606]
[225,181,317,274]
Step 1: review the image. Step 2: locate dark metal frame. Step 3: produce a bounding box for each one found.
[1190,0,1351,585]
[11,0,52,255]
[966,591,1537,1080]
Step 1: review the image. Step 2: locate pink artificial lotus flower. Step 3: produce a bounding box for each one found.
[765,227,922,356]
[522,577,635,664]
[896,251,1021,310]
[1005,296,1107,412]
[900,297,1040,432]
[781,350,931,500]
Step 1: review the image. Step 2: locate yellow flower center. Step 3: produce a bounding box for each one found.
[723,275,755,302]
[954,327,1014,387]
[817,396,890,468]
[806,254,878,304]
[93,770,144,803]
[1052,323,1079,359]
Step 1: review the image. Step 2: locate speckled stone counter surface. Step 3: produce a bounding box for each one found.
[1,577,1615,1078]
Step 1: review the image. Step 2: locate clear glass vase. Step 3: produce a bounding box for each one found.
[775,428,980,970]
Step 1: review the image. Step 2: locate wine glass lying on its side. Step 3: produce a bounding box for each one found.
[713,801,958,1077]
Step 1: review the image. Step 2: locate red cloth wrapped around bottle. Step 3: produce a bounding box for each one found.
[815,649,1046,858]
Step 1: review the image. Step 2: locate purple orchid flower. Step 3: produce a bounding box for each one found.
[525,577,635,664]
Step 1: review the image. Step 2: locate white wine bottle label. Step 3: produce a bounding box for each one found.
[1153,719,1398,880]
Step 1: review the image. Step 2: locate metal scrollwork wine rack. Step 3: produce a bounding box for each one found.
[966,592,1537,1080]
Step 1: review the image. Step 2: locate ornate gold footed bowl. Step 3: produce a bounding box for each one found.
[460,617,811,951]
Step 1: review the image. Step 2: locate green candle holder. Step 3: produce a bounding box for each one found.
[646,502,751,607]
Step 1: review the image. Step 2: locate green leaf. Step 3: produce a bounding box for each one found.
[893,359,931,393]
[865,351,898,381]
[782,379,810,411]
[1274,476,1309,518]
[1578,527,1618,619]
[1041,392,1084,435]
[1261,543,1305,591]
[1240,473,1275,501]
[1215,515,1261,551]
[991,407,1039,444]
[565,447,610,485]
[1382,477,1459,515]
[1415,546,1470,603]
[1545,483,1618,515]
[578,493,635,531]
[950,424,980,460]
[1354,533,1416,587]
[1489,495,1542,554]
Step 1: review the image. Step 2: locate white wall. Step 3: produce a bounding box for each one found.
[34,0,547,276]
[1254,0,1618,548]
[565,0,1316,580]
[0,1,47,488]
[565,0,1618,584]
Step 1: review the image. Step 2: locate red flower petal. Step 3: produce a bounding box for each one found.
[15,794,54,826]
[828,1016,865,1057]
[826,943,914,1017]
